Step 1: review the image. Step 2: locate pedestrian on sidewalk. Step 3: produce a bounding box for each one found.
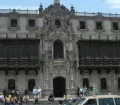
[18,97,22,105]
[58,100,62,105]
[34,94,39,104]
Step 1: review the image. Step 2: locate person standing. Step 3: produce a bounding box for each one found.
[34,95,39,104]
[24,89,28,95]
[92,86,97,95]
[83,86,88,96]
[18,97,22,105]
[79,87,83,97]
[11,89,15,97]
[11,96,16,105]
[5,95,10,105]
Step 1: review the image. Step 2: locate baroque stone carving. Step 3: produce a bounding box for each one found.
[66,50,72,61]
[48,50,52,60]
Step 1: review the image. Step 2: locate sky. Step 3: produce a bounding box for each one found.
[0,0,120,14]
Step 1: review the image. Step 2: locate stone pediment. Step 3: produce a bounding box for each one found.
[43,4,70,15]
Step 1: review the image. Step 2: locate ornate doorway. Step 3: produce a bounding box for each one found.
[53,77,66,97]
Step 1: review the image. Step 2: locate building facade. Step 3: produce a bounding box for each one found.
[0,0,120,97]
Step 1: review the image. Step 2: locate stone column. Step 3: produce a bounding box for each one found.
[71,73,74,89]
[66,75,70,95]
[45,63,49,89]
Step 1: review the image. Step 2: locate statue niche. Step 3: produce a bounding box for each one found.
[53,40,64,59]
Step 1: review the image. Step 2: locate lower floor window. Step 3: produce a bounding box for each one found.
[8,79,15,90]
[101,78,107,89]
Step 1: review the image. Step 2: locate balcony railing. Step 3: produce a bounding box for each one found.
[75,12,120,18]
[0,58,39,68]
[0,9,120,18]
[0,9,39,14]
[79,58,120,66]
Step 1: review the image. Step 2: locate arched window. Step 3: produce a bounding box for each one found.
[8,79,15,90]
[53,40,64,59]
[28,79,35,91]
[101,78,107,89]
[55,19,61,27]
[118,78,120,89]
[83,78,89,89]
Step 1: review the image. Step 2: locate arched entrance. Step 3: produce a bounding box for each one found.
[53,77,66,97]
[8,79,15,90]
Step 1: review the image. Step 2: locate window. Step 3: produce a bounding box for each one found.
[55,19,61,27]
[28,19,35,27]
[113,22,119,30]
[0,47,5,58]
[83,78,89,89]
[28,45,38,58]
[28,79,35,91]
[84,99,97,105]
[101,78,107,89]
[99,98,114,105]
[8,79,15,90]
[118,78,120,89]
[115,98,120,105]
[80,21,86,29]
[11,19,17,27]
[53,40,64,59]
[96,21,102,29]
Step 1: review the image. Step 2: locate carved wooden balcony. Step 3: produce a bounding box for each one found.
[0,58,40,70]
[79,57,120,67]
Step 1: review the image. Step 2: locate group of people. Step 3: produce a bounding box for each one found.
[0,88,40,105]
[5,95,22,105]
[79,86,88,97]
[78,85,97,97]
[0,89,21,105]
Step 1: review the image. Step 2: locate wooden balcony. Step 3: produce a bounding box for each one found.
[0,58,40,70]
[78,57,120,74]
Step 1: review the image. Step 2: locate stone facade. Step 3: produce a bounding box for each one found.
[0,0,120,97]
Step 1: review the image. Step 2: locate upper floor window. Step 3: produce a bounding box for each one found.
[28,19,35,27]
[80,21,86,29]
[53,40,64,59]
[11,19,18,27]
[96,21,102,29]
[55,19,61,27]
[113,22,119,30]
